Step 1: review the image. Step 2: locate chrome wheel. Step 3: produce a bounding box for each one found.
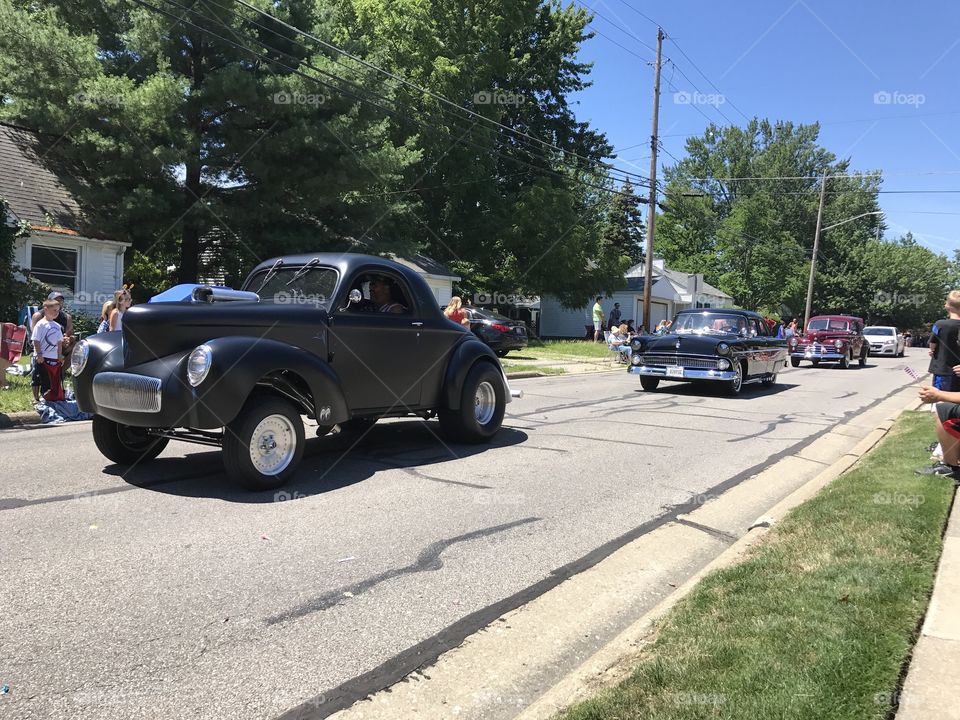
[474,381,496,425]
[729,362,743,394]
[249,414,297,476]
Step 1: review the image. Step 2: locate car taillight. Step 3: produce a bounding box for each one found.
[491,323,511,332]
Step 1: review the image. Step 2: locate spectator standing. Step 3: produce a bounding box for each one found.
[31,291,74,356]
[31,299,64,402]
[592,297,604,342]
[443,296,471,326]
[97,300,116,333]
[928,291,960,393]
[110,287,132,331]
[608,302,622,330]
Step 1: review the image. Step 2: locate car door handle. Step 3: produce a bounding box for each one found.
[411,322,423,327]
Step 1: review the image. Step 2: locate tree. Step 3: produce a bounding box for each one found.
[0,198,43,322]
[655,120,882,317]
[601,178,644,265]
[0,0,419,289]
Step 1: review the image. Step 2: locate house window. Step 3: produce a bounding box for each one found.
[31,245,79,293]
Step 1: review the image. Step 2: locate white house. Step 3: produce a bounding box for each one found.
[391,253,461,306]
[1,122,130,320]
[539,258,734,338]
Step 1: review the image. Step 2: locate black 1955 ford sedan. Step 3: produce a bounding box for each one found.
[627,309,788,395]
[71,254,521,490]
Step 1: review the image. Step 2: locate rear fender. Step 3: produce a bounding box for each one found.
[440,336,512,410]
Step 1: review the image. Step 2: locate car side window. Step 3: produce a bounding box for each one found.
[345,272,414,315]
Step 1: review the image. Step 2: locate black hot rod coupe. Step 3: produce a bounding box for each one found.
[627,309,788,395]
[71,254,521,490]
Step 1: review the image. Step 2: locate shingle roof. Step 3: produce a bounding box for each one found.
[0,122,83,230]
[389,252,460,279]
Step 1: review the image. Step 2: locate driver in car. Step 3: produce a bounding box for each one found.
[369,276,406,313]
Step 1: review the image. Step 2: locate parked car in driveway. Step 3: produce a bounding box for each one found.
[789,315,867,368]
[628,309,788,395]
[863,325,906,357]
[71,254,522,490]
[465,307,528,357]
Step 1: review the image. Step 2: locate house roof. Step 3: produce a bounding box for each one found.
[389,253,460,280]
[0,122,84,231]
[625,259,732,299]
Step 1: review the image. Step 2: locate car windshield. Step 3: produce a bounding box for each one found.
[864,327,895,336]
[245,266,338,309]
[671,312,750,335]
[807,318,849,332]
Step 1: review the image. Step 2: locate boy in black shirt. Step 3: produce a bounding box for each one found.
[928,290,960,391]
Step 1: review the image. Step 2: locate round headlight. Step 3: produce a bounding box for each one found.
[717,342,730,355]
[71,339,89,375]
[718,358,731,370]
[187,344,213,387]
[631,353,642,365]
[834,339,844,349]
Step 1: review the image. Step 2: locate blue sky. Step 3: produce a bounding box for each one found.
[571,0,960,258]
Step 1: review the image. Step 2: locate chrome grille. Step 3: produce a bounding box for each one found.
[93,372,162,413]
[639,354,720,370]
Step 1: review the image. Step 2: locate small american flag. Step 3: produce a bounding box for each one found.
[904,366,922,382]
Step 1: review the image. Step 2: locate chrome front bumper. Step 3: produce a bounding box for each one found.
[92,372,163,413]
[628,366,737,381]
[790,350,845,360]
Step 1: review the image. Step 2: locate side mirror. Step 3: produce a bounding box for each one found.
[338,288,363,312]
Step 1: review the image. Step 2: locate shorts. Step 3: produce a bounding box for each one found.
[593,321,603,331]
[936,402,960,439]
[31,356,49,392]
[933,374,960,392]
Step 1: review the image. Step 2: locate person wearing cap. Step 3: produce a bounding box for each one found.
[369,276,406,314]
[31,299,65,402]
[30,292,74,401]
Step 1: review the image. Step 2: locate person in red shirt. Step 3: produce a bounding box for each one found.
[444,296,471,326]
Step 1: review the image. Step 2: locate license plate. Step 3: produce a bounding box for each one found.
[666,366,684,378]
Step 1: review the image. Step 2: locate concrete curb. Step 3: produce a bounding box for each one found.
[515,396,924,720]
[0,411,44,429]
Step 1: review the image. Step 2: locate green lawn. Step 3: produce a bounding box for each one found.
[502,363,566,376]
[560,411,953,720]
[510,339,616,362]
[0,358,35,415]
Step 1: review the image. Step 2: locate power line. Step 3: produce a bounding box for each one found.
[135,0,645,199]
[666,37,751,122]
[231,0,650,184]
[192,0,650,189]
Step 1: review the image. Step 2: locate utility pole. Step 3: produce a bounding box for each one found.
[803,171,828,330]
[642,27,665,333]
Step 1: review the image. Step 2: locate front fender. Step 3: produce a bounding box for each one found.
[440,335,509,410]
[74,332,124,413]
[195,337,349,426]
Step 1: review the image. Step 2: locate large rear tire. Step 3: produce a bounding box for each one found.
[439,363,505,443]
[92,415,169,465]
[223,396,304,491]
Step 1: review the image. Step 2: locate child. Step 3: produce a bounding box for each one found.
[31,299,65,402]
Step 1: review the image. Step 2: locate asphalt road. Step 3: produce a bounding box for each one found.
[1,350,926,719]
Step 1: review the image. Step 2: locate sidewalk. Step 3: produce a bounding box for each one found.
[896,490,960,720]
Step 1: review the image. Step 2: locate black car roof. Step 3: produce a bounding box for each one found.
[675,308,760,319]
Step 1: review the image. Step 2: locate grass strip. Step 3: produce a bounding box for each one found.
[502,364,566,376]
[560,411,954,720]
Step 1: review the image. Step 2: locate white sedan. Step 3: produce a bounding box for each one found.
[863,326,906,357]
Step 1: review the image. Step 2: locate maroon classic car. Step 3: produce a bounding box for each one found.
[789,315,868,368]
